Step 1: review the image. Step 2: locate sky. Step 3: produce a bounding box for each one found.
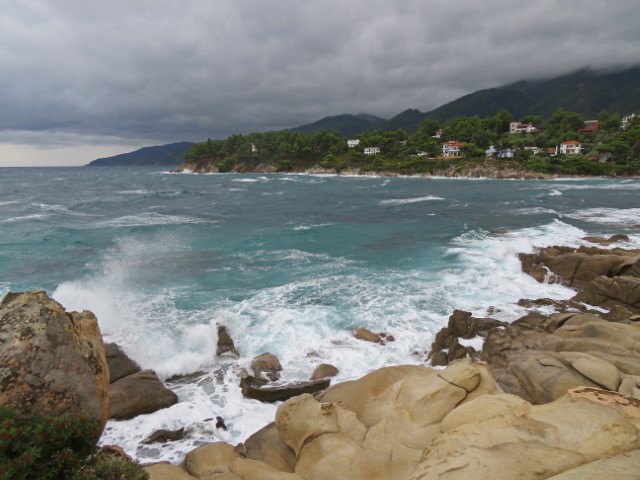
[1,1,639,167]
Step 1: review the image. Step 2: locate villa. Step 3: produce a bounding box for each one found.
[557,140,583,155]
[347,139,361,148]
[441,141,465,157]
[578,120,599,134]
[364,147,380,155]
[509,122,537,134]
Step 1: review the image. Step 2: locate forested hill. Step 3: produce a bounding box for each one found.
[386,67,640,132]
[86,142,194,166]
[290,67,640,135]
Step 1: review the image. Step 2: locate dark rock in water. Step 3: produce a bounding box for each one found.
[216,325,239,358]
[251,352,283,381]
[237,422,297,473]
[427,309,507,366]
[310,363,339,381]
[215,416,227,430]
[354,327,381,343]
[142,427,186,444]
[0,291,109,438]
[240,375,331,403]
[583,234,630,246]
[109,369,178,419]
[105,342,141,383]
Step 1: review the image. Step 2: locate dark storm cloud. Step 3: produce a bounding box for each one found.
[1,0,639,146]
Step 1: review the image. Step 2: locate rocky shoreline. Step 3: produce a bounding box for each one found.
[2,234,640,478]
[174,160,562,180]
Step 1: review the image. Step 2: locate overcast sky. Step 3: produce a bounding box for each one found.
[1,1,639,166]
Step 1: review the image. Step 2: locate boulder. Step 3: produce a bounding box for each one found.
[240,375,331,403]
[144,463,197,480]
[109,369,178,419]
[310,363,339,381]
[104,342,140,383]
[238,422,297,473]
[573,275,640,311]
[142,427,186,444]
[251,352,282,381]
[0,291,109,437]
[217,325,239,358]
[184,442,239,479]
[354,327,382,343]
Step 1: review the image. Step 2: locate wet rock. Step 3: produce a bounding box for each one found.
[310,363,339,381]
[240,375,331,403]
[251,352,283,381]
[0,291,109,437]
[142,427,186,444]
[104,342,140,383]
[354,327,382,343]
[109,369,178,419]
[217,325,239,358]
[573,275,640,311]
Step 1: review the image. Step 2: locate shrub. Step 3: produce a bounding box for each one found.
[0,406,147,480]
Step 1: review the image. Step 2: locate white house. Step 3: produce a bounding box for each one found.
[432,129,444,139]
[441,141,465,157]
[509,122,537,134]
[557,140,583,155]
[524,146,542,155]
[347,139,361,148]
[363,147,380,155]
[498,148,516,159]
[622,114,636,130]
[251,143,258,153]
[485,146,497,157]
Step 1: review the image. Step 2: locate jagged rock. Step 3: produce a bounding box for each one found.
[104,342,140,383]
[240,376,331,403]
[142,427,186,444]
[484,312,640,404]
[217,325,239,358]
[310,363,339,381]
[251,352,282,381]
[583,233,630,246]
[428,310,506,366]
[237,422,297,473]
[0,291,109,437]
[573,275,640,311]
[109,369,178,419]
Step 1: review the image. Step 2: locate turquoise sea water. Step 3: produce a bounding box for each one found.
[1,166,639,461]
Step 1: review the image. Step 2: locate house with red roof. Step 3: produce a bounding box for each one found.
[509,122,537,134]
[557,140,583,155]
[441,141,465,157]
[578,120,599,134]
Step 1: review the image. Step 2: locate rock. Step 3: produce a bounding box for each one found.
[230,457,302,479]
[144,463,197,480]
[583,234,630,246]
[239,422,297,473]
[142,427,186,444]
[354,327,382,343]
[0,291,109,437]
[310,363,339,381]
[217,325,239,358]
[184,442,239,479]
[109,369,178,419]
[251,352,282,381]
[240,376,331,403]
[573,275,640,311]
[104,342,140,383]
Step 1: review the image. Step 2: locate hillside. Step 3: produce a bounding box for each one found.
[86,142,194,166]
[290,113,386,136]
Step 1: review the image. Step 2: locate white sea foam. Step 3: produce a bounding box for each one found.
[379,195,444,205]
[89,212,215,228]
[1,213,49,223]
[0,200,19,206]
[292,222,335,231]
[565,207,640,227]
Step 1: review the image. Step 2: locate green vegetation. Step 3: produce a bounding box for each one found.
[0,406,148,480]
[183,108,640,177]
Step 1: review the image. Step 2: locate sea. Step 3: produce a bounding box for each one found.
[1,166,639,462]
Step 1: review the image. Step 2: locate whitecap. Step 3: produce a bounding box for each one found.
[379,195,444,205]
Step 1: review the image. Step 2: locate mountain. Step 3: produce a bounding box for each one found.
[87,142,194,166]
[393,67,640,132]
[290,113,386,136]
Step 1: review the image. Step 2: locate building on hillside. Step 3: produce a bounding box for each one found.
[622,114,636,130]
[432,129,444,139]
[441,141,465,157]
[363,147,380,155]
[498,148,516,158]
[578,120,599,133]
[485,146,497,157]
[251,143,258,153]
[509,122,537,134]
[347,139,361,148]
[557,140,583,155]
[548,147,558,157]
[524,146,542,155]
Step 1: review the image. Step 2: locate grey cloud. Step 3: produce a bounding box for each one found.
[0,0,639,149]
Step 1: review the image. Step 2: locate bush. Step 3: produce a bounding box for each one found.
[0,407,147,480]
